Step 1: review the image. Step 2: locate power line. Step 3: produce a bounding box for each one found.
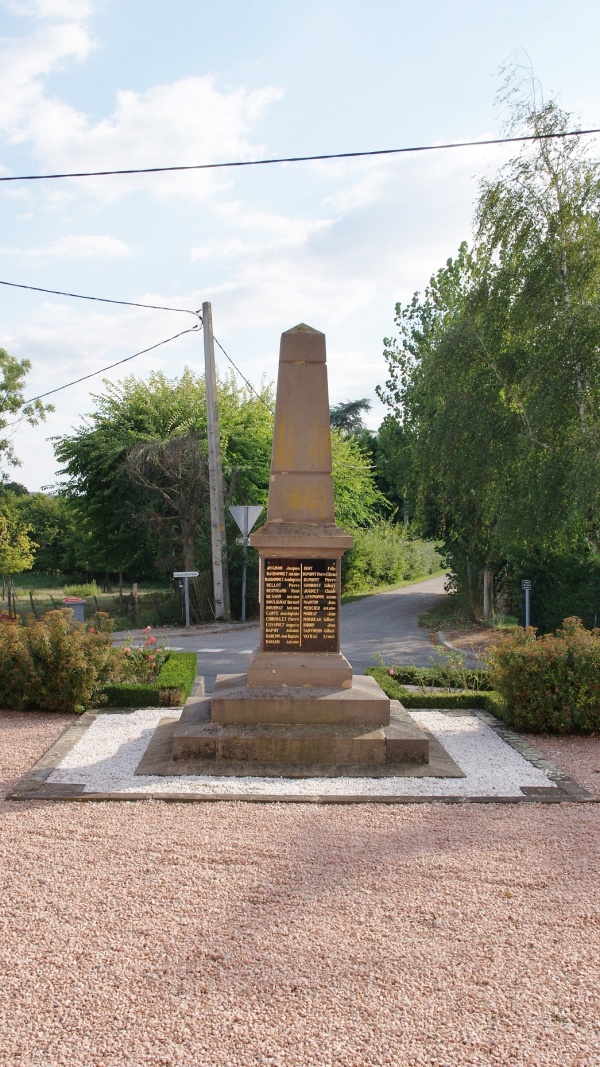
[0,278,200,317]
[22,325,200,404]
[3,276,269,412]
[213,336,275,415]
[0,128,598,184]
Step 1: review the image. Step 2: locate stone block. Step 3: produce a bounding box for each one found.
[172,718,386,765]
[246,650,352,689]
[211,674,390,726]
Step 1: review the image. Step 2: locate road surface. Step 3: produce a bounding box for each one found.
[119,574,447,692]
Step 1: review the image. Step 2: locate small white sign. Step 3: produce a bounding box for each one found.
[521,579,532,590]
[173,571,199,578]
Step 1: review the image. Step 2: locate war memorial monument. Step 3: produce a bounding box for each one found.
[138,323,433,777]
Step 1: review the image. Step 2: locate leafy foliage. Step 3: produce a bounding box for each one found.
[0,348,53,475]
[0,610,118,712]
[0,499,36,574]
[378,86,600,611]
[102,651,197,707]
[487,617,600,733]
[341,521,441,593]
[53,369,274,579]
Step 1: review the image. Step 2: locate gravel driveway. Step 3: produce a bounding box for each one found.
[1,712,599,1067]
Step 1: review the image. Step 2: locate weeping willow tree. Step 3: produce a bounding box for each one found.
[378,68,600,624]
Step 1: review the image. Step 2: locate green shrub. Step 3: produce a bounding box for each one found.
[63,582,100,597]
[103,651,197,707]
[487,616,600,733]
[342,523,442,594]
[0,610,118,712]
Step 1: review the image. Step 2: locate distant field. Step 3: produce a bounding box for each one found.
[2,573,216,628]
[4,574,181,628]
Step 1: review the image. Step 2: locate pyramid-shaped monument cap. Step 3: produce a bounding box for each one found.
[279,323,326,363]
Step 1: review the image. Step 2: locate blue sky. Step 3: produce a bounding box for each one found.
[1,0,599,490]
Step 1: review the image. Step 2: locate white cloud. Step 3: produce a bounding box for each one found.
[0,233,131,257]
[4,1,93,17]
[190,207,333,260]
[26,77,282,203]
[0,19,93,135]
[0,7,282,204]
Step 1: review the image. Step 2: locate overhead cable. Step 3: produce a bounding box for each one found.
[5,277,271,413]
[22,325,201,404]
[0,278,200,317]
[0,128,599,184]
[213,336,275,415]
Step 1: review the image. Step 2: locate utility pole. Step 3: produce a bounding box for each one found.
[202,301,230,619]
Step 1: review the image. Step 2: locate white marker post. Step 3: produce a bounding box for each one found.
[173,571,199,627]
[228,506,264,623]
[522,579,531,628]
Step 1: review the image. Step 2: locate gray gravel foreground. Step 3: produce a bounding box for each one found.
[1,712,600,1067]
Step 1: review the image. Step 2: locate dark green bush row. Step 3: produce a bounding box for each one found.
[366,667,486,707]
[102,651,197,707]
[341,523,442,594]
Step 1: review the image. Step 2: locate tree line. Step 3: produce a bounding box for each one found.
[0,359,440,618]
[377,83,600,630]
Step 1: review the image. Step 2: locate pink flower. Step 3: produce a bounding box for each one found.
[124,647,131,655]
[148,654,155,662]
[142,626,152,634]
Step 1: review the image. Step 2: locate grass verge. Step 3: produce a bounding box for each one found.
[102,651,197,708]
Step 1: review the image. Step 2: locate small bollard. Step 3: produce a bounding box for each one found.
[63,596,86,623]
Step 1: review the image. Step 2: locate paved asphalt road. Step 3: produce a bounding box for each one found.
[118,574,448,693]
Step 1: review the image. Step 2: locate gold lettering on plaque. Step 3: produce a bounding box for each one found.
[263,559,338,651]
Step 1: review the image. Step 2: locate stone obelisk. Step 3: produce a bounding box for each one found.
[247,323,354,688]
[164,323,430,774]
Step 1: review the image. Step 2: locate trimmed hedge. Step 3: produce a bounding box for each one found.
[365,667,507,715]
[487,617,600,734]
[103,651,197,707]
[384,663,493,691]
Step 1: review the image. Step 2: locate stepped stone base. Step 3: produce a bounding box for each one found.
[170,679,429,768]
[135,703,457,779]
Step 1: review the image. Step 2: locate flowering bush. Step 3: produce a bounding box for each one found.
[486,617,600,733]
[116,626,168,684]
[0,610,119,713]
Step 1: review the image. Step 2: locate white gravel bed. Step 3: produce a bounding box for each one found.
[46,708,557,797]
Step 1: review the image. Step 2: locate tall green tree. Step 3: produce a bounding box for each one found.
[0,348,53,477]
[0,500,36,575]
[379,88,600,595]
[53,369,275,578]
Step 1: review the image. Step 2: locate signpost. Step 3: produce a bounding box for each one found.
[522,579,531,628]
[229,505,263,623]
[173,570,199,628]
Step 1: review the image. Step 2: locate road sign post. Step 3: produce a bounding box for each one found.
[228,506,263,623]
[173,571,199,627]
[522,579,531,628]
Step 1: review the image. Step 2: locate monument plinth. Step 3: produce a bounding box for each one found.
[153,322,431,775]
